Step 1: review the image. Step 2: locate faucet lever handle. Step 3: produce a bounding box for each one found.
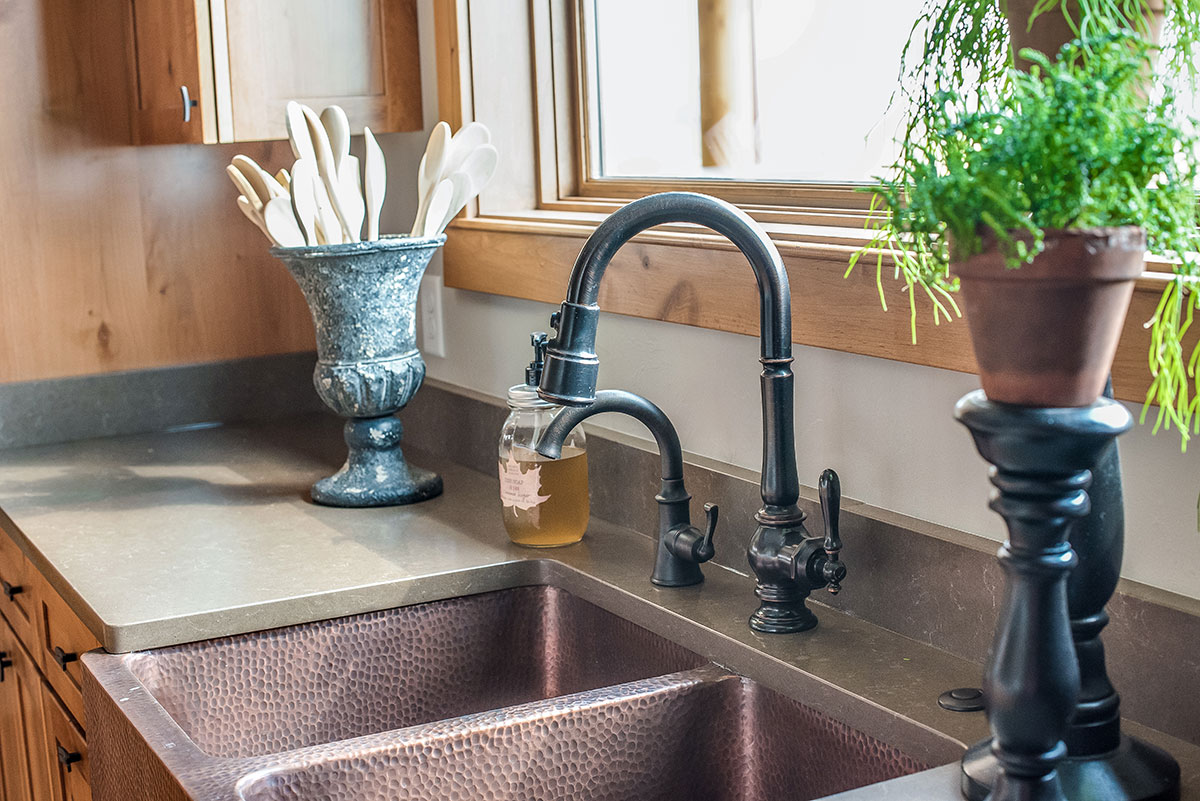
[819,469,844,594]
[695,502,718,562]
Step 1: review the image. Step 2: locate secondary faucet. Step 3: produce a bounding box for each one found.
[536,389,718,587]
[536,191,846,633]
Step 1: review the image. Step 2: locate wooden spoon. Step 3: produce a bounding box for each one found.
[302,105,355,242]
[431,171,471,235]
[457,143,499,197]
[285,101,316,163]
[262,197,306,248]
[410,121,451,236]
[421,178,456,238]
[442,121,491,178]
[363,126,386,241]
[289,158,319,246]
[226,164,262,212]
[320,105,352,173]
[237,195,274,244]
[338,155,365,242]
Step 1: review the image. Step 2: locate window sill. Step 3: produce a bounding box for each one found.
[443,210,1191,408]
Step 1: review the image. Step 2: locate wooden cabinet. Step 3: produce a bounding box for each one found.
[0,535,99,801]
[39,687,89,801]
[126,0,424,145]
[0,619,51,801]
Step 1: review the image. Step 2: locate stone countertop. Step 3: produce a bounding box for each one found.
[0,412,1196,798]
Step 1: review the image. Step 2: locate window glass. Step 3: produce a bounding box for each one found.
[592,0,926,183]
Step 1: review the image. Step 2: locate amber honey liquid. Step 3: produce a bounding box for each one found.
[499,446,589,547]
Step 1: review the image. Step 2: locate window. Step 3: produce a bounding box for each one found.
[434,0,1177,404]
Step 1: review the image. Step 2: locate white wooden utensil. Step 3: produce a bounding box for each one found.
[338,155,365,242]
[286,101,316,163]
[321,106,352,172]
[441,121,491,178]
[457,143,499,197]
[432,171,471,235]
[363,126,386,241]
[410,121,451,236]
[237,195,274,243]
[226,164,263,211]
[302,105,356,242]
[289,158,320,246]
[263,197,306,248]
[275,169,291,193]
[421,178,455,238]
[231,155,275,204]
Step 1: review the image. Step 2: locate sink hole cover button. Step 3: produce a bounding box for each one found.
[939,687,985,712]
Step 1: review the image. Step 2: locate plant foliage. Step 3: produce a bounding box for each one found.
[856,2,1200,447]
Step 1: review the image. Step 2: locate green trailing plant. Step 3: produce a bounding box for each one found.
[858,33,1200,443]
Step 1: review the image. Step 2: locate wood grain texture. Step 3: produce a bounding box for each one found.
[443,221,1195,408]
[224,0,423,142]
[0,0,315,383]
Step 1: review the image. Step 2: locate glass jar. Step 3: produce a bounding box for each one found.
[498,384,589,547]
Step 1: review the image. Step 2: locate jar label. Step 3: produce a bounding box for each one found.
[499,453,552,511]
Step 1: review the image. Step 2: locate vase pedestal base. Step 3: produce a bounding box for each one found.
[961,735,1180,801]
[311,416,443,508]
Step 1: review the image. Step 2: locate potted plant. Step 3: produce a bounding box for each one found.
[856,19,1200,441]
[860,32,1199,416]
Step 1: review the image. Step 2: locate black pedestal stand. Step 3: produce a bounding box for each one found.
[955,392,1132,801]
[960,388,1180,801]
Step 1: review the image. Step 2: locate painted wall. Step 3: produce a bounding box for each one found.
[401,0,1200,603]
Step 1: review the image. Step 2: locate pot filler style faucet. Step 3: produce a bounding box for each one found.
[536,191,846,633]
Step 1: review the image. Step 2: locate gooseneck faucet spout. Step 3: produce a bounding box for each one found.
[538,192,845,632]
[536,390,718,587]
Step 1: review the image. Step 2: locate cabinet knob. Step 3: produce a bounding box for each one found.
[0,652,12,682]
[180,85,198,122]
[56,745,82,773]
[1,579,24,601]
[52,645,77,671]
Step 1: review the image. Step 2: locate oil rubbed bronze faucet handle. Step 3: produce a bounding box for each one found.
[694,502,719,562]
[819,469,844,594]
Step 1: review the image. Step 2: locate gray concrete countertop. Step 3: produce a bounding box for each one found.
[0,412,1196,799]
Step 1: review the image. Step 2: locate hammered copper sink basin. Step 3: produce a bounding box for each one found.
[83,583,937,801]
[119,585,703,758]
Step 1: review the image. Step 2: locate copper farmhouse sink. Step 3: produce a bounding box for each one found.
[235,669,925,801]
[120,585,704,758]
[83,578,952,801]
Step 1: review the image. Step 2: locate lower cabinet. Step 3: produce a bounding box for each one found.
[0,537,95,801]
[0,618,50,801]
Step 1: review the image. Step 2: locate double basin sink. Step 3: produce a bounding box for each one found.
[83,576,944,801]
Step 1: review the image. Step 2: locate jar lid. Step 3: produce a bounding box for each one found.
[507,384,556,409]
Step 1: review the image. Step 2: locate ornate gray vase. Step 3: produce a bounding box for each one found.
[271,235,445,507]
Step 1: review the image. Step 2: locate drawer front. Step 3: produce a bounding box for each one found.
[0,535,38,651]
[40,683,90,801]
[36,578,100,729]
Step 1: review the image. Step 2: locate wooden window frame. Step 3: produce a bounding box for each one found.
[434,0,1189,406]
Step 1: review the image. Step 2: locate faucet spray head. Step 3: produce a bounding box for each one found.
[537,301,602,406]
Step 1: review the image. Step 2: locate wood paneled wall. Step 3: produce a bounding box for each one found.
[0,0,315,384]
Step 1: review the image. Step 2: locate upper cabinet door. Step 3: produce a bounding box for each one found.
[128,0,422,145]
[128,0,218,144]
[223,0,423,141]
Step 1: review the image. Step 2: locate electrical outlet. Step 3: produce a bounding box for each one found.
[419,274,446,358]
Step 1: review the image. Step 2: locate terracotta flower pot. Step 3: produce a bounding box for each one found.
[1003,0,1165,70]
[951,228,1145,407]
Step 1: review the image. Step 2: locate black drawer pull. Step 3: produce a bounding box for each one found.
[1,580,23,601]
[52,646,77,670]
[0,652,11,682]
[56,745,81,773]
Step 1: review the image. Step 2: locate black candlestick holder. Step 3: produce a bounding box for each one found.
[960,385,1180,801]
[955,391,1132,801]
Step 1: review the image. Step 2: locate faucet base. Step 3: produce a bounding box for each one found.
[749,584,817,634]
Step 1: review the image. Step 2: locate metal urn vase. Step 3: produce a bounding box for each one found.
[272,235,445,507]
